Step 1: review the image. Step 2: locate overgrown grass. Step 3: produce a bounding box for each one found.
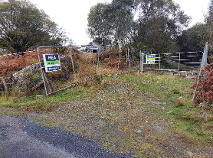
[170,108,213,143]
[0,86,92,112]
[121,73,192,101]
[120,73,213,144]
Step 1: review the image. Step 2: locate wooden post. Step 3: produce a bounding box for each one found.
[43,71,53,94]
[42,69,49,96]
[140,51,144,72]
[1,77,8,96]
[178,52,181,70]
[98,51,100,66]
[117,44,122,70]
[159,54,161,70]
[128,48,131,68]
[70,54,75,73]
[118,49,121,70]
[38,54,48,96]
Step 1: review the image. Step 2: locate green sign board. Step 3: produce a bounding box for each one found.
[43,54,61,72]
[145,55,156,64]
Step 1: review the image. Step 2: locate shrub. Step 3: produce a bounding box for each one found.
[193,63,213,107]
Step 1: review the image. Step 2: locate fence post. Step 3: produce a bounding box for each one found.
[159,54,161,70]
[97,51,100,67]
[140,51,144,72]
[70,53,75,73]
[192,42,209,102]
[128,48,131,68]
[1,77,8,96]
[178,52,181,70]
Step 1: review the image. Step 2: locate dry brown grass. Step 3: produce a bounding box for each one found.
[75,53,97,64]
[72,52,122,82]
[0,49,80,77]
[96,65,119,75]
[0,53,39,76]
[73,62,97,83]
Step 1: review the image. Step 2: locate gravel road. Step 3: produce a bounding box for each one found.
[0,116,130,158]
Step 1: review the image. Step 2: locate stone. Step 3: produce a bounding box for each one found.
[186,151,193,157]
[135,129,142,134]
[151,101,167,105]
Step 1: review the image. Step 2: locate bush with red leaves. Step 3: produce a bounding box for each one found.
[194,63,213,105]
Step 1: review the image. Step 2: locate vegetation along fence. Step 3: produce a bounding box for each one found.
[0,46,205,97]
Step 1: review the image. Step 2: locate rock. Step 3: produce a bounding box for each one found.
[151,101,167,105]
[12,63,42,94]
[36,95,44,99]
[135,129,142,134]
[199,102,208,108]
[186,151,193,157]
[13,63,40,80]
[153,125,163,134]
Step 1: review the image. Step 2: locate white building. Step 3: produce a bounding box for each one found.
[79,42,103,53]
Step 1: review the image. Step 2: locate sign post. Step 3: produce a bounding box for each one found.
[38,54,48,96]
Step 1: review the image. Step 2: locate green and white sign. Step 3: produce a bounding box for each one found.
[146,55,156,64]
[43,54,61,72]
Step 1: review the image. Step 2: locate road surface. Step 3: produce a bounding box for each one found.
[0,116,130,158]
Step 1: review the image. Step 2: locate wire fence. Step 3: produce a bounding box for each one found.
[0,47,204,97]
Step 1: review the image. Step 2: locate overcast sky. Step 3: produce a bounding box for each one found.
[18,0,212,45]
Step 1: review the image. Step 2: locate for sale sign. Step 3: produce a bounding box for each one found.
[43,54,61,72]
[146,55,156,64]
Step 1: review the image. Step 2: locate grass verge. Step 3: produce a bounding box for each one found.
[0,86,93,112]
